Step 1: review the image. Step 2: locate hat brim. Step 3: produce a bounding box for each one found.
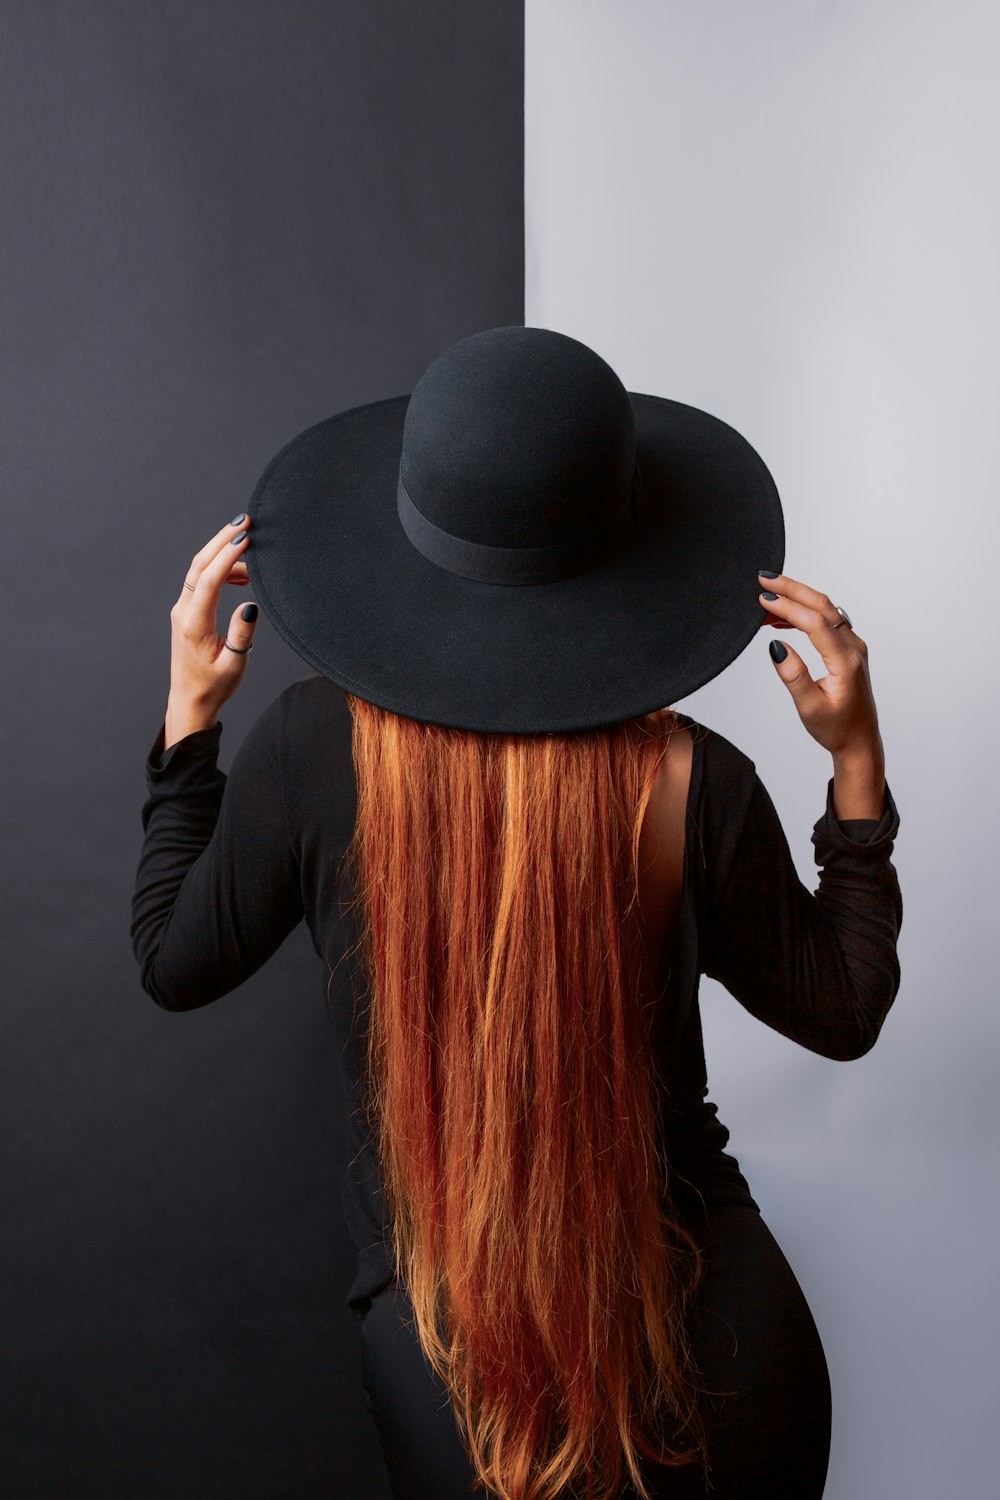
[245,392,784,733]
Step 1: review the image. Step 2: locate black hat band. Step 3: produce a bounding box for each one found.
[396,463,643,588]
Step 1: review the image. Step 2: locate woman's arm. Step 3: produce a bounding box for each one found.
[831,743,886,821]
[702,765,903,1061]
[130,690,305,1011]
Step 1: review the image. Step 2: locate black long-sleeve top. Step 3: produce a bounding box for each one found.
[130,671,903,1319]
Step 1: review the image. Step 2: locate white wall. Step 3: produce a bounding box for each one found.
[527,3,998,1495]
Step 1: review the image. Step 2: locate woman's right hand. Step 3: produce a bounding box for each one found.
[756,570,882,761]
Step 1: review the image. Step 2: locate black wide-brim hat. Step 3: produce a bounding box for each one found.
[245,325,784,733]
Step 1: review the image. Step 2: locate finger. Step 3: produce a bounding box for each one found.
[767,637,827,718]
[756,573,856,677]
[221,600,259,659]
[180,515,251,601]
[184,525,251,635]
[224,560,251,585]
[758,570,856,638]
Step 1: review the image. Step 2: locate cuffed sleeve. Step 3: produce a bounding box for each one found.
[702,771,903,1061]
[812,773,900,856]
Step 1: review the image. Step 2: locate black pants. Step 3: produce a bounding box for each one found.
[360,1192,831,1499]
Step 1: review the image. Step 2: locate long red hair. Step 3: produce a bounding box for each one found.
[342,694,712,1499]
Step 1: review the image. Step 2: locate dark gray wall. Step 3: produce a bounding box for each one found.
[1,3,522,1494]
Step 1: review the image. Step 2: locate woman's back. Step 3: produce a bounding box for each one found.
[132,671,902,1295]
[131,670,902,1499]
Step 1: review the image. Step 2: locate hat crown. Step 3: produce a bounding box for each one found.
[399,326,637,552]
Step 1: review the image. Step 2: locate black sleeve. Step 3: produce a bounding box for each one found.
[702,771,903,1061]
[129,692,305,1011]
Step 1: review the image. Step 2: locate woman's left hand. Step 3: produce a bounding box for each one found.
[167,514,257,726]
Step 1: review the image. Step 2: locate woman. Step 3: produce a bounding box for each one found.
[131,327,902,1500]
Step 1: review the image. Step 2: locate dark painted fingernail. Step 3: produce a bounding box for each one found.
[759,569,779,578]
[769,640,787,662]
[230,512,246,526]
[231,530,248,545]
[762,590,778,601]
[241,603,258,622]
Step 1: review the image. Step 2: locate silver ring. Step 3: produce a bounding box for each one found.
[183,581,196,592]
[832,605,852,630]
[224,639,253,654]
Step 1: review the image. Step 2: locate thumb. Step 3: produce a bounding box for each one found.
[224,600,259,657]
[768,637,819,716]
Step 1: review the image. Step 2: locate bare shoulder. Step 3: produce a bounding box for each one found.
[641,709,694,770]
[647,716,693,820]
[635,715,694,967]
[638,716,694,873]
